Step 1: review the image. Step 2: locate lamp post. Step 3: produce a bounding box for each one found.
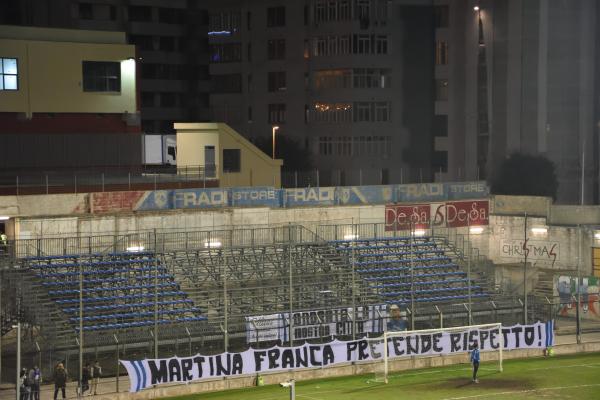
[272,126,280,159]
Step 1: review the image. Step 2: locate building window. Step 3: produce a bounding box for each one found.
[129,35,154,51]
[357,35,371,54]
[247,11,252,30]
[141,92,155,107]
[339,36,350,54]
[375,35,387,54]
[435,41,448,65]
[267,39,285,60]
[159,36,177,52]
[356,0,370,21]
[248,106,253,122]
[160,92,177,107]
[82,61,120,92]
[315,2,326,23]
[247,43,252,61]
[210,43,242,63]
[223,149,241,173]
[434,5,449,28]
[375,0,387,25]
[374,102,389,121]
[312,102,352,123]
[318,136,391,157]
[79,3,93,20]
[159,8,184,24]
[128,6,152,22]
[0,58,18,91]
[314,37,327,56]
[268,104,286,124]
[268,71,286,92]
[267,6,286,27]
[212,74,242,93]
[435,79,448,101]
[209,12,241,34]
[339,1,351,20]
[328,36,338,55]
[354,102,371,122]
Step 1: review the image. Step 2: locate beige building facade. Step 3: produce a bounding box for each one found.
[175,122,283,188]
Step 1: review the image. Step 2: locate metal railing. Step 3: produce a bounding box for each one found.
[0,165,218,195]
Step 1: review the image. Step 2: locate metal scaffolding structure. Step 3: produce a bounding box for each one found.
[1,223,526,386]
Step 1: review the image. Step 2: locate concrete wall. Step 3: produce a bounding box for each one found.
[0,193,88,217]
[492,195,551,217]
[0,26,136,115]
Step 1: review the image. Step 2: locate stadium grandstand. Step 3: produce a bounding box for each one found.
[1,222,523,368]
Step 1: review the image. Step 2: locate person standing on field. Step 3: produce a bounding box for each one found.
[470,342,480,383]
[91,360,102,395]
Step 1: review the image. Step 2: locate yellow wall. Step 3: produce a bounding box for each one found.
[0,28,136,115]
[175,123,283,188]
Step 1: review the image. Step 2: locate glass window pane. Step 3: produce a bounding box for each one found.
[3,59,17,75]
[4,75,17,90]
[0,78,3,90]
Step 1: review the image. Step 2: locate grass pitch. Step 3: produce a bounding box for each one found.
[165,352,600,400]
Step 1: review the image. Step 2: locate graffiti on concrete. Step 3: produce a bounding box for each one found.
[500,239,558,267]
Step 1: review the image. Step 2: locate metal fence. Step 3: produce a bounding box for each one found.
[0,223,587,397]
[0,165,218,195]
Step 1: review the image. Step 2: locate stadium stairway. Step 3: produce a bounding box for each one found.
[7,252,206,346]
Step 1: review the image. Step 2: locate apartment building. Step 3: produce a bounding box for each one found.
[205,0,436,185]
[439,0,600,204]
[0,25,139,168]
[1,0,210,136]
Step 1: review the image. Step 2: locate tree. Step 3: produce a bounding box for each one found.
[489,153,558,199]
[253,135,312,171]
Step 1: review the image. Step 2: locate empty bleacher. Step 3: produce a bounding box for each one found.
[331,236,489,306]
[23,251,205,334]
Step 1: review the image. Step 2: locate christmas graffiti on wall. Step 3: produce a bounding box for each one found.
[556,276,600,320]
[500,239,559,267]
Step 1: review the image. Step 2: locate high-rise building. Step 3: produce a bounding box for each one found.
[1,0,210,137]
[439,0,600,204]
[205,0,436,186]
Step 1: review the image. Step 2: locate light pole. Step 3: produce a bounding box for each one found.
[14,323,20,400]
[272,126,280,159]
[523,212,528,324]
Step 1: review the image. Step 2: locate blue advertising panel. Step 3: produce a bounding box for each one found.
[337,185,396,205]
[396,183,446,203]
[445,181,489,200]
[133,181,489,211]
[230,186,281,208]
[284,187,337,207]
[136,190,174,211]
[172,188,229,209]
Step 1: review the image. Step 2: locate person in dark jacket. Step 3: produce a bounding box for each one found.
[28,366,41,400]
[80,363,91,396]
[19,368,30,400]
[53,363,67,400]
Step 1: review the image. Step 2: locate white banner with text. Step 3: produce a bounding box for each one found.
[121,321,554,392]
